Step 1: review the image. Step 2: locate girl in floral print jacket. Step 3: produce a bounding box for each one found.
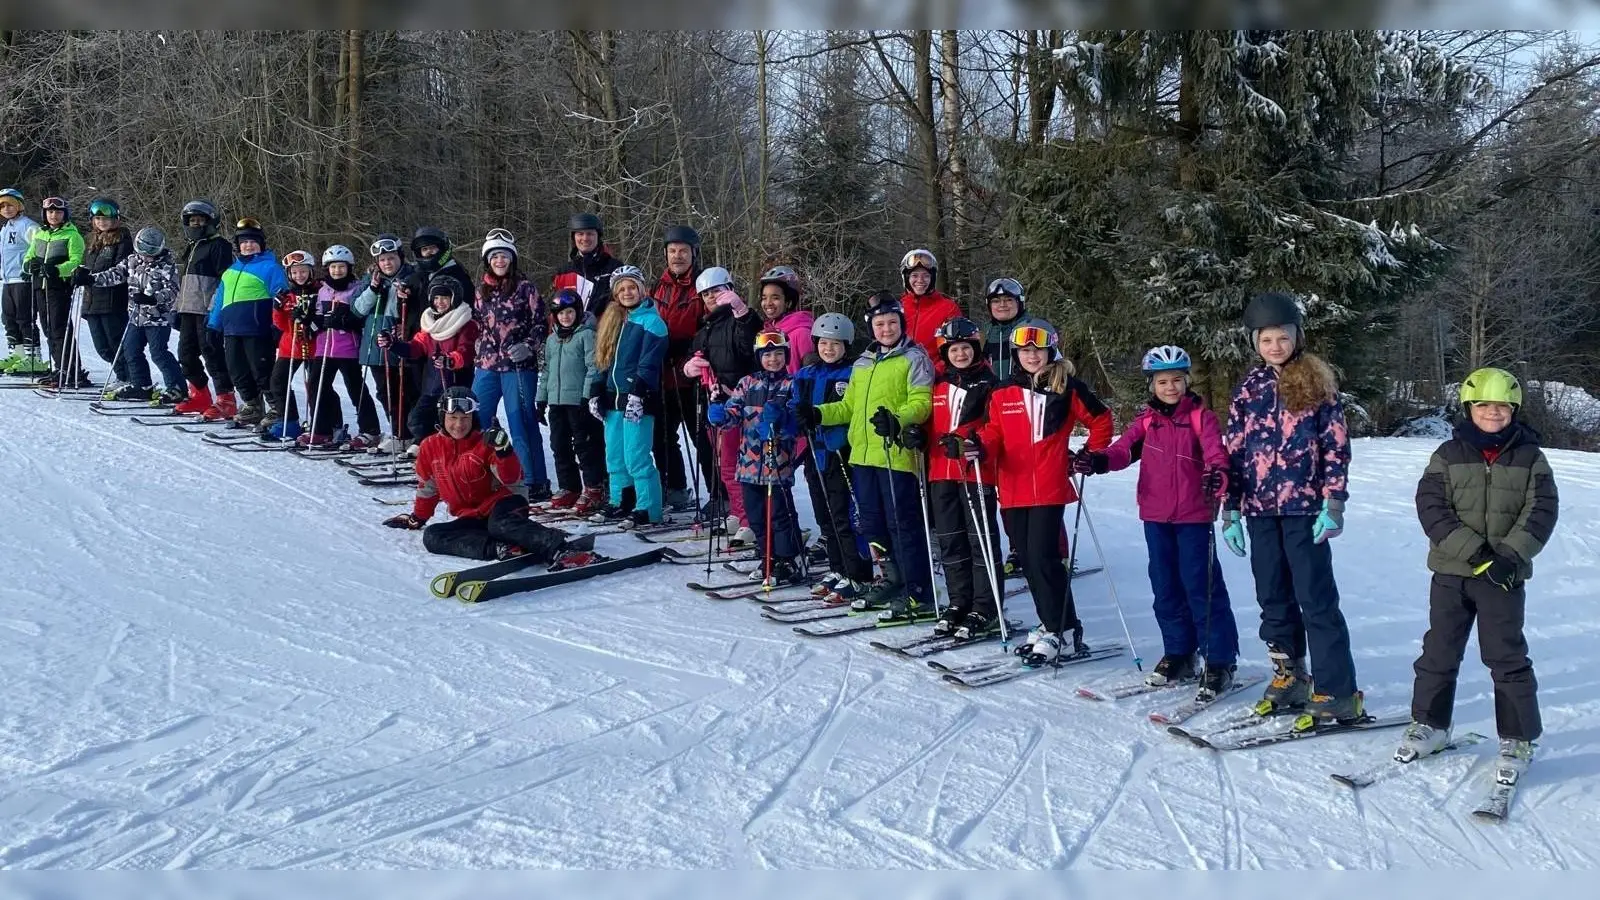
[1220,292,1359,727]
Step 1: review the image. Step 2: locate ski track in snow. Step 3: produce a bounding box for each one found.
[2,388,1598,869]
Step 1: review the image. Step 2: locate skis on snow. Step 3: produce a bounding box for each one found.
[1168,713,1409,752]
[931,646,1124,688]
[1328,732,1488,789]
[454,547,666,603]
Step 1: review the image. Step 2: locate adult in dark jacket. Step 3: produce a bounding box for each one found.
[171,200,236,416]
[550,212,622,323]
[409,226,474,306]
[651,224,709,513]
[69,197,133,390]
[682,266,761,531]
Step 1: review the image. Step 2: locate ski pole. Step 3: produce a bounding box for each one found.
[763,434,775,590]
[1073,477,1142,671]
[968,457,1009,650]
[103,315,132,395]
[704,388,719,582]
[913,449,943,618]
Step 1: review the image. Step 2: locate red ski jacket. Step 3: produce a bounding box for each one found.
[971,372,1113,508]
[411,429,524,522]
[898,289,962,361]
[653,267,702,391]
[928,364,998,484]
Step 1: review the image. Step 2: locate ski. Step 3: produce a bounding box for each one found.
[1147,674,1268,726]
[791,611,941,637]
[1330,732,1488,790]
[455,547,666,603]
[426,535,596,598]
[869,621,1024,658]
[1471,767,1523,822]
[1077,680,1186,702]
[757,596,827,611]
[685,578,764,593]
[347,465,413,478]
[33,388,101,400]
[359,475,415,486]
[939,647,1125,688]
[372,496,410,506]
[1173,714,1410,752]
[200,429,263,443]
[228,439,300,452]
[130,415,197,426]
[705,584,815,601]
[176,422,236,433]
[89,402,165,415]
[762,605,851,624]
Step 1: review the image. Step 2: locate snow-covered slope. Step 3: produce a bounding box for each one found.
[1,385,1596,869]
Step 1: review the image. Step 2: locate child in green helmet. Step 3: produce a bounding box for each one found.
[1399,367,1558,795]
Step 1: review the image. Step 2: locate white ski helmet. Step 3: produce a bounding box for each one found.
[481,227,517,263]
[695,266,734,295]
[610,264,648,296]
[811,311,855,344]
[321,244,355,266]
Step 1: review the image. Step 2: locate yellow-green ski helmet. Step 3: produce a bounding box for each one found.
[1458,367,1522,411]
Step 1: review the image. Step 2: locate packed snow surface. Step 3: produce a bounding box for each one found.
[2,385,1597,869]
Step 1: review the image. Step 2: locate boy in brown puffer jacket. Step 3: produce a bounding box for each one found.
[1401,367,1559,785]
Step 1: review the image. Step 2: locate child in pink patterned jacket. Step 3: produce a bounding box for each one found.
[1221,292,1356,726]
[1075,345,1240,704]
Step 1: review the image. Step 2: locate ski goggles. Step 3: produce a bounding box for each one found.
[88,200,119,217]
[282,250,316,269]
[902,250,936,271]
[41,197,68,211]
[1011,325,1057,350]
[369,236,402,257]
[754,332,789,351]
[986,278,1024,301]
[485,227,515,244]
[440,394,479,416]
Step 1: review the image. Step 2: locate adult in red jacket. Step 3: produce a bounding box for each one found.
[897,248,962,361]
[382,387,577,562]
[550,213,623,323]
[959,321,1113,663]
[652,224,709,512]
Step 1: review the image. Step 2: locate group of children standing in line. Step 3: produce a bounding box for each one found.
[0,188,1559,766]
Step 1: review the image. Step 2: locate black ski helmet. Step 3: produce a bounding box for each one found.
[933,316,983,365]
[569,212,603,236]
[662,224,700,249]
[1242,292,1303,331]
[427,275,464,309]
[437,386,479,425]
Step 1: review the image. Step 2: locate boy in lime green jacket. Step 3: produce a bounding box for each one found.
[799,297,934,620]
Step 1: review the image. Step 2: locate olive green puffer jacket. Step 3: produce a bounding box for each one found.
[1415,421,1559,580]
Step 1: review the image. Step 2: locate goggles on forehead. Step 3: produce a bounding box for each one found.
[754,332,789,351]
[485,227,515,243]
[440,394,479,416]
[986,278,1023,300]
[282,250,316,268]
[42,197,68,211]
[369,237,402,257]
[1011,325,1056,350]
[89,201,118,217]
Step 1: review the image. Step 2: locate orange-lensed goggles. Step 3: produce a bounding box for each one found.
[1011,325,1056,349]
[754,332,789,350]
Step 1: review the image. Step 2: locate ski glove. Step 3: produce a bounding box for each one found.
[623,393,645,423]
[1473,552,1521,591]
[960,434,985,462]
[71,267,94,288]
[759,399,787,433]
[1071,451,1107,477]
[939,433,965,461]
[682,353,712,380]
[1311,499,1344,544]
[870,406,900,441]
[795,400,820,431]
[507,342,535,365]
[23,258,42,277]
[533,402,547,426]
[1201,466,1227,499]
[587,397,605,421]
[383,513,424,530]
[1221,510,1247,557]
[899,423,927,452]
[707,402,729,426]
[483,426,513,456]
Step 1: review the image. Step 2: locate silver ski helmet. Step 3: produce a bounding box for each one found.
[811,311,855,345]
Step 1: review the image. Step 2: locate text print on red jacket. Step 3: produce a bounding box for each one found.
[974,370,1113,508]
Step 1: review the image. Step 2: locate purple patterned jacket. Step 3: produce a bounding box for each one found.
[1223,365,1350,517]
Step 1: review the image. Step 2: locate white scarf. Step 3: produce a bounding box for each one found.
[420,303,473,341]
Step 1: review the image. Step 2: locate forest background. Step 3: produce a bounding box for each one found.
[2,30,1596,444]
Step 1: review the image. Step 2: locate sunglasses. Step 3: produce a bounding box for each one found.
[1011,325,1056,349]
[441,394,479,415]
[369,237,402,257]
[986,278,1023,300]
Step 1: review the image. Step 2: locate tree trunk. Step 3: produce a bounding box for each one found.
[912,30,945,287]
[940,29,968,299]
[325,34,349,196]
[755,30,771,258]
[345,30,363,215]
[1026,30,1060,147]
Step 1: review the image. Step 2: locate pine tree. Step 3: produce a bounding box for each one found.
[1000,31,1489,409]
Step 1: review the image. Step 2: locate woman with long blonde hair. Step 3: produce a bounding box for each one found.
[587,265,668,526]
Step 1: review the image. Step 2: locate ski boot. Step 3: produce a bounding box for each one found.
[526,482,554,503]
[174,382,212,415]
[296,431,335,448]
[807,541,830,570]
[233,400,265,428]
[1253,645,1311,716]
[573,487,605,516]
[202,392,239,421]
[1145,653,1199,688]
[932,605,967,637]
[588,503,632,524]
[1394,722,1451,763]
[1014,624,1051,659]
[1194,664,1236,704]
[663,488,694,513]
[546,490,580,511]
[762,557,806,590]
[954,611,1000,641]
[628,509,658,529]
[1495,738,1534,784]
[1003,550,1024,579]
[851,546,902,612]
[269,418,305,441]
[109,384,151,402]
[877,590,931,624]
[823,577,868,606]
[810,572,842,598]
[1298,690,1365,729]
[493,542,529,561]
[729,525,758,549]
[153,386,187,407]
[6,349,50,375]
